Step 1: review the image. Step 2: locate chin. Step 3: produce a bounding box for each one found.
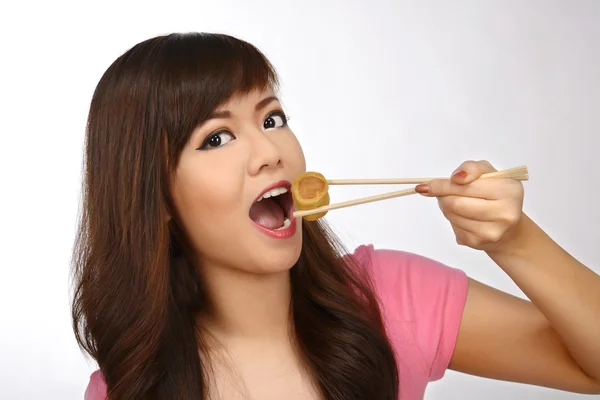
[248,234,303,275]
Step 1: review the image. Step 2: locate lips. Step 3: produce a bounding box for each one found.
[249,180,296,233]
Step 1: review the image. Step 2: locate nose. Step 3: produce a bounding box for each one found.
[247,129,283,176]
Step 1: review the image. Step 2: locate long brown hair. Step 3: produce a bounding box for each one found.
[71,32,399,399]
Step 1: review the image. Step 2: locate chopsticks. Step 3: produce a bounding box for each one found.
[326,165,528,185]
[292,165,528,218]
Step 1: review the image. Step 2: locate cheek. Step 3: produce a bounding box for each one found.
[282,132,306,173]
[173,154,245,237]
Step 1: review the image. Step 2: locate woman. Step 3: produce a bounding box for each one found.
[72,32,600,399]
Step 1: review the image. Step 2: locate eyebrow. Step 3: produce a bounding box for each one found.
[207,110,231,119]
[255,95,279,111]
[206,96,279,120]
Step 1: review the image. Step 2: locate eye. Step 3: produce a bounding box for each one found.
[197,130,235,150]
[263,111,288,130]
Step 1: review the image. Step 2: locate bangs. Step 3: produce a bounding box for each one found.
[152,33,279,162]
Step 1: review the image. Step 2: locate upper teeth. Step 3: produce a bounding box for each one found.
[257,187,288,202]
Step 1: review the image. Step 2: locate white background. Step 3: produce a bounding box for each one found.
[1,0,599,398]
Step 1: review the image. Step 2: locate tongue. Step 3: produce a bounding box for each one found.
[249,198,285,229]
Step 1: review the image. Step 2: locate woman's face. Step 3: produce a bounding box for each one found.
[171,88,306,274]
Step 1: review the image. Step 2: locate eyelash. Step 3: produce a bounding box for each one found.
[196,110,290,151]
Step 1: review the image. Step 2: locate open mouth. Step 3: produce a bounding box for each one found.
[249,185,294,231]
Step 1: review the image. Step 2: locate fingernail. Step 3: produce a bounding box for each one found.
[415,184,429,194]
[452,170,468,179]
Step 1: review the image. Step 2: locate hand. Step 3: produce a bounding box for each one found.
[415,160,525,252]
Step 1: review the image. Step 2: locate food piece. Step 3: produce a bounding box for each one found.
[291,172,330,221]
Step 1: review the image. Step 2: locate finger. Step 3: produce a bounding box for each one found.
[437,196,501,222]
[418,178,499,199]
[451,160,497,185]
[439,196,522,226]
[445,213,509,244]
[450,225,479,247]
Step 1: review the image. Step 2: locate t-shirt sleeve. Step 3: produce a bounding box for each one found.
[354,244,469,381]
[84,370,107,400]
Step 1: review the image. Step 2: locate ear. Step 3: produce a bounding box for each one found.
[164,204,173,222]
[161,197,173,223]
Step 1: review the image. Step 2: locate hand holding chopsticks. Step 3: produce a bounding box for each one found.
[292,165,528,219]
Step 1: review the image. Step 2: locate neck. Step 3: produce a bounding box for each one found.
[198,262,293,340]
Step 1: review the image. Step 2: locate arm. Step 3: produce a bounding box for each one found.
[452,273,600,393]
[420,161,600,393]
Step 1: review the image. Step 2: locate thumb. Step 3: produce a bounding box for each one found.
[450,161,487,185]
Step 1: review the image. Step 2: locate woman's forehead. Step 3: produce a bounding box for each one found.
[214,87,279,110]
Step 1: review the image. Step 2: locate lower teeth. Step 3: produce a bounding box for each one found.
[274,218,291,230]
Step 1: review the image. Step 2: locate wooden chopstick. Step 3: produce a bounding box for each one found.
[326,165,528,185]
[293,166,528,218]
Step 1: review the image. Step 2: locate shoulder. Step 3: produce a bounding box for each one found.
[352,244,468,298]
[84,370,107,400]
[351,244,469,381]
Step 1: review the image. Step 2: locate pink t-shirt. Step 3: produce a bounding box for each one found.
[84,245,469,400]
